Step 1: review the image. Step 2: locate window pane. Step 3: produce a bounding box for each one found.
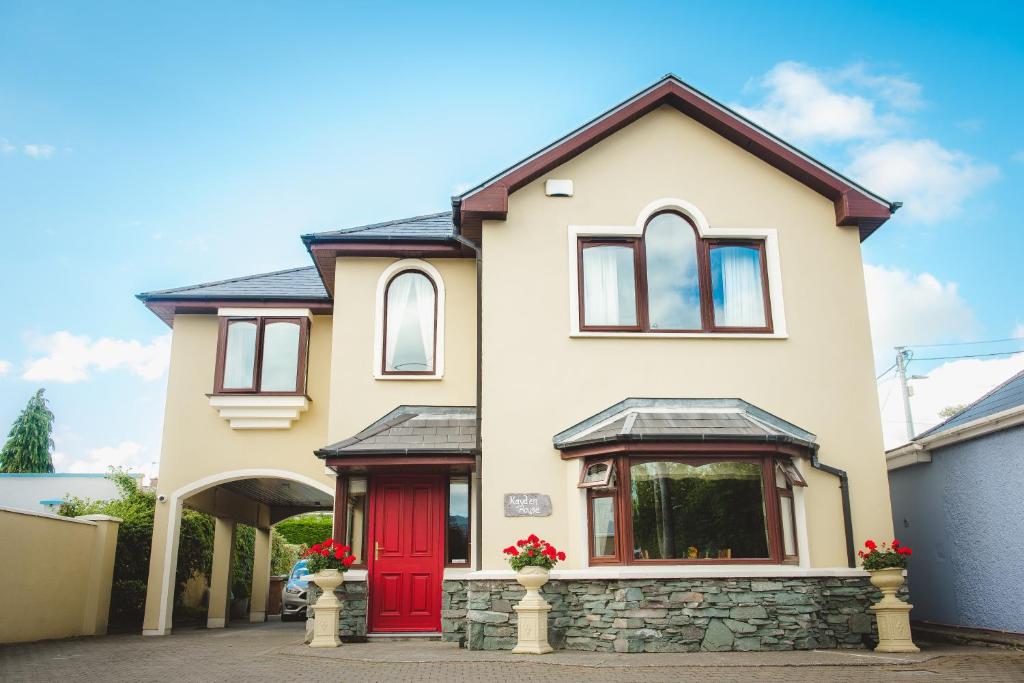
[591,496,616,557]
[385,272,435,372]
[345,478,367,564]
[780,495,796,557]
[645,213,702,329]
[630,461,768,560]
[222,321,257,389]
[447,477,470,564]
[710,245,767,328]
[582,245,637,327]
[260,321,301,392]
[582,461,611,486]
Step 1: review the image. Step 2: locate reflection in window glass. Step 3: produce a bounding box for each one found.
[385,271,436,372]
[260,321,300,392]
[345,478,367,564]
[582,245,637,327]
[448,477,470,564]
[780,495,796,557]
[710,245,766,328]
[630,461,768,560]
[591,496,616,557]
[223,321,257,389]
[645,213,701,330]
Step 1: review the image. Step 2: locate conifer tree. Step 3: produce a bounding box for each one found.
[0,388,55,473]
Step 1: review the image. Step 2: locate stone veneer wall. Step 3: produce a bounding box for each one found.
[443,577,888,652]
[305,580,368,642]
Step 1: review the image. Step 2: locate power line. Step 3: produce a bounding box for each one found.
[876,363,897,380]
[904,336,1024,349]
[911,350,1024,363]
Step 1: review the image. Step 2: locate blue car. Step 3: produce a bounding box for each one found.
[281,559,311,621]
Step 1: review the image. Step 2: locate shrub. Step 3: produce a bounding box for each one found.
[273,514,333,546]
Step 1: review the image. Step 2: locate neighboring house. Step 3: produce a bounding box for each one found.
[0,472,142,513]
[138,75,898,651]
[887,369,1024,635]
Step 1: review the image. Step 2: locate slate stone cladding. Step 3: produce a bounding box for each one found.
[306,581,368,641]
[442,577,887,652]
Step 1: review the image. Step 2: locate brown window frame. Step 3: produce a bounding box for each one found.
[213,316,310,395]
[578,457,615,488]
[577,211,773,334]
[381,269,440,376]
[585,453,793,566]
[445,474,472,567]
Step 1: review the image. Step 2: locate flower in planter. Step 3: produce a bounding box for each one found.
[858,538,912,571]
[302,538,357,573]
[503,535,565,571]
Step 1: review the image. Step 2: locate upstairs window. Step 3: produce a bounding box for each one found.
[215,317,309,394]
[577,211,772,333]
[383,270,437,375]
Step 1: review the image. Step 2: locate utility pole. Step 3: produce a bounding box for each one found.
[895,347,915,441]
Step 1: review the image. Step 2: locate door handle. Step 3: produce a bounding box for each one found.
[375,541,380,560]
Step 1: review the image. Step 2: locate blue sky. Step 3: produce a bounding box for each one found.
[1,1,1022,473]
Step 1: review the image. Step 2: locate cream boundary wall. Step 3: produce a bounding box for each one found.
[328,257,477,443]
[0,507,120,643]
[479,105,892,570]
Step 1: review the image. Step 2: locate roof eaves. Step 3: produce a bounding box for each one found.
[915,368,1024,439]
[135,265,323,300]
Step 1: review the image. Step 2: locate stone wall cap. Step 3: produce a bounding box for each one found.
[462,566,869,581]
[78,514,123,523]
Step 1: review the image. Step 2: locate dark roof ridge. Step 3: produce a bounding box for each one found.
[916,367,1024,439]
[302,211,453,241]
[137,265,320,299]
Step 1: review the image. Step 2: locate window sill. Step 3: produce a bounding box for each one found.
[373,373,444,381]
[208,394,310,430]
[570,331,788,340]
[463,566,867,580]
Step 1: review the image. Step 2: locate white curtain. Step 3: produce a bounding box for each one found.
[583,247,627,325]
[718,247,765,327]
[385,272,435,371]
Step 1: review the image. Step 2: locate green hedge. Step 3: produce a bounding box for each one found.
[273,514,333,547]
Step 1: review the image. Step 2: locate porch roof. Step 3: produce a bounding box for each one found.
[315,405,478,458]
[553,398,818,452]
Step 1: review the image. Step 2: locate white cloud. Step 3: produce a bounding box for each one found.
[23,143,56,159]
[878,353,1024,449]
[864,264,977,369]
[735,62,892,144]
[1013,323,1024,339]
[849,139,1000,223]
[0,360,10,377]
[61,440,157,481]
[836,63,923,111]
[22,332,172,383]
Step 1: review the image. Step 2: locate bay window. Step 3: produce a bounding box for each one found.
[215,316,309,394]
[583,454,801,564]
[577,211,772,333]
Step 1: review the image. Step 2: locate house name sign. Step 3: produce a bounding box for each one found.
[503,493,552,517]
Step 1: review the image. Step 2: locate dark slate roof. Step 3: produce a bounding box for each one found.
[316,406,478,457]
[302,212,456,243]
[138,266,329,301]
[917,369,1024,439]
[553,398,817,451]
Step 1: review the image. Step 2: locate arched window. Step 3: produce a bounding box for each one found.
[577,211,771,333]
[382,270,437,374]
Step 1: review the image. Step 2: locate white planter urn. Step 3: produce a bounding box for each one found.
[868,568,919,653]
[511,566,553,654]
[308,569,344,648]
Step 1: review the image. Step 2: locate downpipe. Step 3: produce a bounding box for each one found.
[809,452,855,568]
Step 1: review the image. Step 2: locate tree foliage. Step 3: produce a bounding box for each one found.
[0,388,55,473]
[61,470,214,626]
[273,513,333,547]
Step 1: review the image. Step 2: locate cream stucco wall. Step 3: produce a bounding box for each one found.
[327,257,477,443]
[478,105,892,569]
[0,508,120,643]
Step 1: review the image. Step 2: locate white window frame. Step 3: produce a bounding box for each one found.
[373,259,446,380]
[567,198,788,338]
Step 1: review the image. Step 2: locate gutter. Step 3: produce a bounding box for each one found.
[454,233,483,572]
[809,452,855,569]
[887,404,1024,463]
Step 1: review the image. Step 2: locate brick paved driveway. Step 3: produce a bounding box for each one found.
[1,621,1022,682]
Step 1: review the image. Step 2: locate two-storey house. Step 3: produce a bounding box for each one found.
[139,75,897,652]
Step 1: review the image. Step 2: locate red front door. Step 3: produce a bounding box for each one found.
[367,473,445,632]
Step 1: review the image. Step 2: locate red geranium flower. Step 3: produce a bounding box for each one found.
[892,539,900,547]
[334,548,345,559]
[324,538,334,547]
[527,550,534,557]
[556,551,566,561]
[527,534,540,544]
[517,539,526,547]
[340,545,351,553]
[864,539,877,550]
[343,555,356,567]
[311,543,322,552]
[502,546,519,555]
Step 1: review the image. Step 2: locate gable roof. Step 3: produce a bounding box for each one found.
[553,398,818,452]
[916,368,1024,439]
[454,74,896,240]
[137,266,331,326]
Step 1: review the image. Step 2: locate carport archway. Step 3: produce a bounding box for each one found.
[143,469,333,636]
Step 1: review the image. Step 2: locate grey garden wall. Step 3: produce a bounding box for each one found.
[888,424,1024,633]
